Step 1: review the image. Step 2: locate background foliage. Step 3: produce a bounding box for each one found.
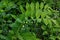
[0,0,60,40]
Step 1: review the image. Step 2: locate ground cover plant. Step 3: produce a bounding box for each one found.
[0,0,60,40]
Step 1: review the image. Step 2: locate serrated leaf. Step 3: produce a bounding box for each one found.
[25,3,31,17]
[44,4,49,9]
[41,12,46,18]
[40,2,44,9]
[26,3,30,10]
[43,18,49,25]
[20,5,25,14]
[36,10,40,19]
[36,2,39,10]
[30,2,35,18]
[51,19,59,26]
[11,14,17,19]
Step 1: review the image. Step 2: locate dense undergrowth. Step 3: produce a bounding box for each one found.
[0,0,60,40]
